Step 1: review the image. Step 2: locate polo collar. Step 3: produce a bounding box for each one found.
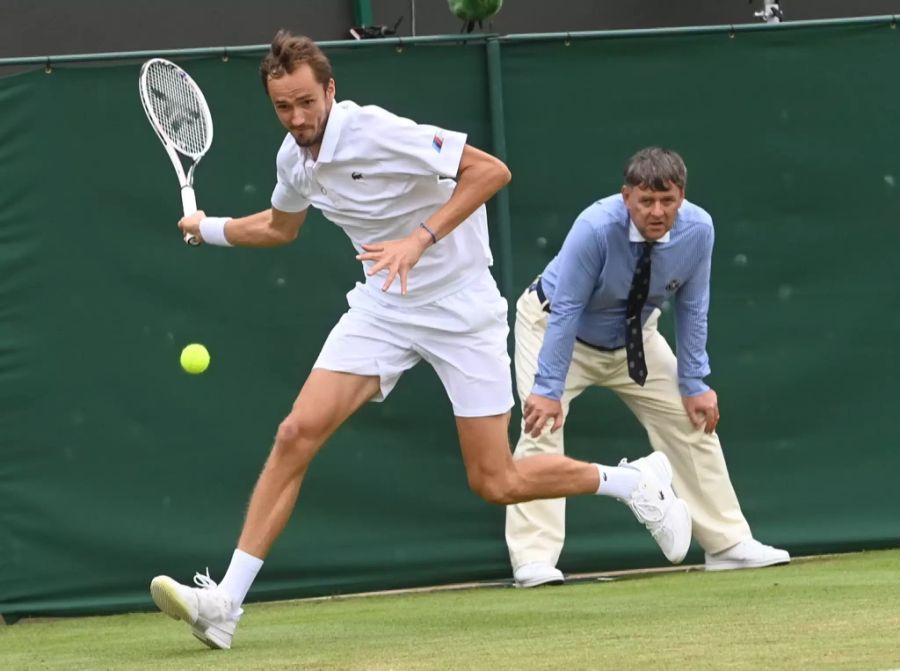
[314,100,347,164]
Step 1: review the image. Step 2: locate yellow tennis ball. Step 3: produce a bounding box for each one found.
[180,343,210,374]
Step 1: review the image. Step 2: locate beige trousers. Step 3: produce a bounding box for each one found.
[505,287,752,570]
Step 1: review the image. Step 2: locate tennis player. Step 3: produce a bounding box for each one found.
[149,30,691,650]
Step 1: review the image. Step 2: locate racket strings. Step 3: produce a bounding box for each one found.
[144,62,210,158]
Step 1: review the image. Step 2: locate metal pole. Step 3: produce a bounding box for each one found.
[0,34,495,68]
[352,0,374,27]
[485,38,514,300]
[8,15,899,69]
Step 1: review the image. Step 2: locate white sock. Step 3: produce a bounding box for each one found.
[219,549,264,613]
[594,463,641,500]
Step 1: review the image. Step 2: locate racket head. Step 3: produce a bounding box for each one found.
[139,58,213,161]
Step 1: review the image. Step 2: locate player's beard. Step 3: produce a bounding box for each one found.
[293,102,331,148]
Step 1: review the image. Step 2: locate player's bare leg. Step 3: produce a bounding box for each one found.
[151,369,380,649]
[237,369,381,557]
[456,413,600,503]
[457,413,691,585]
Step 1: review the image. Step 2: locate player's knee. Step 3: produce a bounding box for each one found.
[273,417,322,463]
[468,471,519,505]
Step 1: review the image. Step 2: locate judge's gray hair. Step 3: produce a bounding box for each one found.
[623,147,687,191]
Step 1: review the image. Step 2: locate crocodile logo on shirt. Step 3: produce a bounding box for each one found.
[351,172,364,181]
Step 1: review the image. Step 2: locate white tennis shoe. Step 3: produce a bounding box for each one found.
[618,452,692,564]
[150,569,240,650]
[705,538,791,571]
[513,561,565,588]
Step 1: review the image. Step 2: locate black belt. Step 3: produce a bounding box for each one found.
[530,277,551,313]
[575,336,622,352]
[529,277,623,353]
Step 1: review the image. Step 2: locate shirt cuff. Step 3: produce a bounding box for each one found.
[679,377,710,397]
[531,375,563,401]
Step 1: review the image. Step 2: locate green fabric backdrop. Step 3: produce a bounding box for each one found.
[0,23,897,618]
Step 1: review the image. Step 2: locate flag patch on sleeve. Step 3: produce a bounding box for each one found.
[432,131,444,152]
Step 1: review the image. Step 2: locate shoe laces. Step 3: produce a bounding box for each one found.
[191,568,236,622]
[193,568,219,590]
[629,484,666,524]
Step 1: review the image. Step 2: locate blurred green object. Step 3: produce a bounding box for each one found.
[448,0,503,32]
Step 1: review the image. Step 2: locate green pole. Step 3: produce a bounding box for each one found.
[485,38,515,301]
[352,0,374,27]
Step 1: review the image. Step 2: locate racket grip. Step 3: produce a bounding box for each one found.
[181,186,197,215]
[180,186,201,246]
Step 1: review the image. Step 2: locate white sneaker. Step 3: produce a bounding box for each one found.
[618,453,692,564]
[513,561,565,588]
[150,569,240,649]
[704,538,791,571]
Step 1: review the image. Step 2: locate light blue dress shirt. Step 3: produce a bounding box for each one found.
[533,194,714,401]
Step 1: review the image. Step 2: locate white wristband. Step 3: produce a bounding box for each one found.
[199,217,233,247]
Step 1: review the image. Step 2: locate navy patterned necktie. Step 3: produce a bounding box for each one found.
[625,241,655,386]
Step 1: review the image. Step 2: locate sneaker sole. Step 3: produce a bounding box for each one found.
[705,556,791,571]
[150,577,194,623]
[515,575,565,589]
[192,628,229,650]
[628,453,690,564]
[664,498,692,564]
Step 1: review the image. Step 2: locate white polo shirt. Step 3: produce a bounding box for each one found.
[271,100,494,307]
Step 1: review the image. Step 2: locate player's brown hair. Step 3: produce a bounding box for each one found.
[259,30,333,94]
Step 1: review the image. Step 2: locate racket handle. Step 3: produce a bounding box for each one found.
[180,186,201,246]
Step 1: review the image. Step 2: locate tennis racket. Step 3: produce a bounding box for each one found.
[138,58,214,246]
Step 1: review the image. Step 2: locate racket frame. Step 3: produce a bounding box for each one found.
[138,58,214,246]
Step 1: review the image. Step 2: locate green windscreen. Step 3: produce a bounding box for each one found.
[0,22,897,618]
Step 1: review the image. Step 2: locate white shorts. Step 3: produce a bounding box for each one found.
[314,271,514,417]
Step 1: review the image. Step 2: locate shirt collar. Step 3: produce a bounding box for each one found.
[628,217,672,243]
